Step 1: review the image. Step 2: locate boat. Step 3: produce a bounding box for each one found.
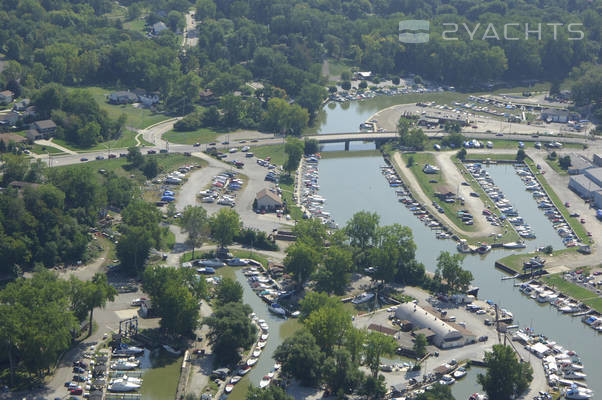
[565,387,594,399]
[113,344,144,357]
[110,359,140,370]
[457,239,472,253]
[230,376,242,384]
[252,349,261,358]
[225,384,234,393]
[564,370,587,380]
[162,344,181,355]
[274,363,281,370]
[476,244,491,254]
[260,333,269,341]
[268,303,287,317]
[351,292,375,304]
[108,378,141,392]
[259,376,271,388]
[453,367,467,379]
[267,372,275,378]
[109,376,143,386]
[503,241,526,249]
[469,394,487,400]
[259,323,269,331]
[238,366,251,375]
[439,374,455,385]
[247,358,258,366]
[257,341,266,349]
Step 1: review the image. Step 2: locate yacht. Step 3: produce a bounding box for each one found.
[469,394,487,400]
[108,378,141,392]
[257,341,266,349]
[260,333,269,341]
[453,367,467,379]
[268,303,287,317]
[351,292,375,304]
[247,357,258,366]
[476,244,491,254]
[113,344,144,356]
[457,239,472,253]
[110,359,140,370]
[230,376,242,384]
[225,384,234,393]
[252,349,261,358]
[110,375,142,385]
[439,374,455,385]
[564,370,587,380]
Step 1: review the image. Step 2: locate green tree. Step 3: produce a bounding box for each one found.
[457,148,467,161]
[345,211,380,250]
[127,146,144,168]
[371,224,417,285]
[435,251,473,293]
[1,153,29,185]
[305,305,352,354]
[205,302,257,366]
[478,344,533,400]
[247,386,293,400]
[284,138,304,175]
[516,149,526,162]
[304,138,319,155]
[210,208,240,249]
[216,277,243,305]
[415,383,455,400]
[283,242,320,289]
[180,205,210,259]
[444,121,462,133]
[71,273,117,337]
[322,348,364,395]
[143,158,159,179]
[413,333,427,358]
[116,226,154,274]
[196,0,216,19]
[360,374,386,400]
[344,328,366,364]
[274,330,323,386]
[315,246,353,295]
[341,81,352,90]
[558,155,571,170]
[298,291,341,320]
[364,332,397,378]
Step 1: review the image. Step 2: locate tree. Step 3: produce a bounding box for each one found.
[298,291,341,320]
[284,138,304,175]
[478,345,533,400]
[322,349,364,395]
[516,149,526,162]
[143,158,159,179]
[415,383,455,400]
[341,81,352,90]
[435,251,473,293]
[116,226,154,274]
[305,305,352,354]
[558,155,571,170]
[247,386,293,400]
[444,121,462,133]
[360,374,386,400]
[196,0,216,20]
[304,138,319,155]
[413,333,427,358]
[315,246,353,295]
[371,224,417,285]
[71,273,117,337]
[205,302,256,366]
[216,277,243,305]
[345,211,380,250]
[364,332,397,378]
[457,148,467,161]
[274,330,323,386]
[127,146,144,168]
[407,155,415,167]
[442,132,465,148]
[210,208,240,249]
[283,242,319,289]
[180,205,210,259]
[358,80,368,89]
[344,328,366,364]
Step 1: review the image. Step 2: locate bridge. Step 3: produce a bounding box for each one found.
[306,132,398,150]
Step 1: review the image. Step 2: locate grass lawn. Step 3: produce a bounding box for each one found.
[68,86,170,129]
[401,152,478,233]
[544,158,569,176]
[30,144,65,155]
[56,153,203,182]
[542,274,597,301]
[163,127,230,145]
[523,158,589,243]
[52,130,152,152]
[279,174,303,221]
[325,58,354,78]
[496,248,578,273]
[464,152,517,162]
[123,18,147,33]
[252,144,287,166]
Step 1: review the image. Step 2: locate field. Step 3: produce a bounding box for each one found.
[51,130,152,152]
[68,86,170,129]
[496,248,578,273]
[163,127,230,145]
[30,143,65,155]
[251,144,287,166]
[544,157,569,176]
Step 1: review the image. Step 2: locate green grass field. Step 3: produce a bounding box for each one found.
[30,144,65,155]
[252,144,287,166]
[123,18,147,33]
[523,158,589,243]
[51,130,152,152]
[544,158,569,176]
[68,86,170,129]
[464,152,517,162]
[163,127,230,145]
[497,248,578,273]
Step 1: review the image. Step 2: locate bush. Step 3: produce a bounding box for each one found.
[341,81,352,90]
[328,86,337,93]
[174,109,204,131]
[358,81,368,89]
[235,228,279,251]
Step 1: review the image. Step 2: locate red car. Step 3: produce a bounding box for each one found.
[70,387,83,395]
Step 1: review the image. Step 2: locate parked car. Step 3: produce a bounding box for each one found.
[469,192,480,197]
[108,154,117,158]
[95,155,104,160]
[478,335,488,342]
[147,150,156,154]
[193,142,201,147]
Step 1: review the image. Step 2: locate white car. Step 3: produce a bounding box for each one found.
[229,148,238,153]
[476,309,486,315]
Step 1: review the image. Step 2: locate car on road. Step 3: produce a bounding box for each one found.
[469,192,480,197]
[496,133,503,136]
[95,155,104,160]
[229,148,238,153]
[478,335,488,342]
[239,140,247,143]
[108,154,116,158]
[461,182,470,186]
[73,366,85,374]
[227,258,249,266]
[70,387,83,395]
[80,157,88,162]
[570,212,580,217]
[587,231,592,237]
[222,141,229,145]
[193,142,200,147]
[209,142,216,146]
[251,139,258,142]
[246,152,254,158]
[147,150,156,154]
[565,201,570,207]
[476,309,486,315]
[580,218,586,223]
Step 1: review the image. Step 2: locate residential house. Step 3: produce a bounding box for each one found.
[356,71,372,80]
[133,89,160,107]
[541,108,570,123]
[33,119,57,136]
[0,133,26,145]
[0,111,19,126]
[255,188,283,211]
[12,98,30,111]
[26,128,43,141]
[152,21,168,35]
[107,91,138,105]
[199,89,218,106]
[0,90,14,105]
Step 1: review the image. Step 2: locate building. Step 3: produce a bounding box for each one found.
[199,89,218,106]
[139,300,154,318]
[32,119,57,137]
[568,174,601,200]
[541,108,570,123]
[567,152,594,175]
[0,90,14,105]
[0,133,26,145]
[255,188,283,211]
[593,154,602,168]
[152,21,168,34]
[585,167,602,187]
[394,303,473,349]
[13,98,30,111]
[356,71,372,80]
[108,91,138,105]
[593,190,602,209]
[0,111,19,126]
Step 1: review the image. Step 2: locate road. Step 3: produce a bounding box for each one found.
[183,10,198,48]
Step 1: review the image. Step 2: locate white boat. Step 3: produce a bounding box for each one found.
[565,388,594,399]
[252,349,261,358]
[257,341,266,349]
[110,359,140,370]
[564,370,587,380]
[162,344,181,355]
[225,384,234,393]
[260,333,269,341]
[274,363,281,370]
[108,378,141,392]
[267,372,274,378]
[259,376,271,388]
[110,376,143,385]
[351,292,375,304]
[259,323,269,331]
[230,376,242,384]
[439,374,455,385]
[268,303,287,316]
[453,368,467,379]
[113,344,144,356]
[503,241,526,249]
[247,358,258,366]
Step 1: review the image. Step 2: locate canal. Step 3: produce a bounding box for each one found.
[318,155,601,398]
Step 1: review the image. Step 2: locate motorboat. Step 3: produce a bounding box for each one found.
[565,388,594,399]
[457,239,472,253]
[268,303,287,317]
[259,375,271,388]
[252,349,261,358]
[110,359,140,370]
[225,384,234,393]
[351,292,375,304]
[257,341,266,349]
[476,244,491,254]
[230,376,242,384]
[237,366,251,376]
[453,367,467,379]
[113,344,144,357]
[274,363,281,370]
[267,372,275,378]
[259,323,269,331]
[108,378,141,392]
[110,375,143,385]
[503,241,526,249]
[564,370,587,380]
[469,394,487,400]
[260,333,269,341]
[247,358,258,366]
[439,374,455,385]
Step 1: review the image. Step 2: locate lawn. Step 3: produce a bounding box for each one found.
[401,152,478,233]
[30,144,65,155]
[542,274,598,301]
[252,144,287,166]
[463,152,517,162]
[279,174,303,221]
[68,86,170,129]
[544,158,569,176]
[163,127,229,145]
[123,17,147,34]
[496,248,578,274]
[52,130,152,152]
[523,158,589,243]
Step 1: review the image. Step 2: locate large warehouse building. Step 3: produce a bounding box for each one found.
[395,303,475,349]
[569,167,602,208]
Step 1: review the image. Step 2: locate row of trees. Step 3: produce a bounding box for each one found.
[0,269,115,385]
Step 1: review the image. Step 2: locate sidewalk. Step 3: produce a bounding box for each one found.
[35,139,77,155]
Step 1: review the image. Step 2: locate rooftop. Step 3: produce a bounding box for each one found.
[585,167,602,183]
[568,153,593,171]
[34,119,57,130]
[256,188,282,204]
[570,174,601,191]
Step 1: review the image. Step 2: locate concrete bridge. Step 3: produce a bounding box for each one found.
[306,132,398,150]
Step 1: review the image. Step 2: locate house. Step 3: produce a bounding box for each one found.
[13,98,30,111]
[395,303,473,349]
[255,188,283,211]
[422,164,440,174]
[33,119,57,136]
[0,90,14,105]
[0,111,19,126]
[199,89,218,106]
[356,71,372,80]
[541,108,569,123]
[108,91,138,105]
[26,128,44,141]
[152,21,168,35]
[0,133,26,145]
[567,152,594,175]
[133,89,160,107]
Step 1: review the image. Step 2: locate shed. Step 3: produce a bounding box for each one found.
[255,188,282,211]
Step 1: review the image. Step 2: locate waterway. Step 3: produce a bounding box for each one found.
[318,155,602,398]
[139,349,182,400]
